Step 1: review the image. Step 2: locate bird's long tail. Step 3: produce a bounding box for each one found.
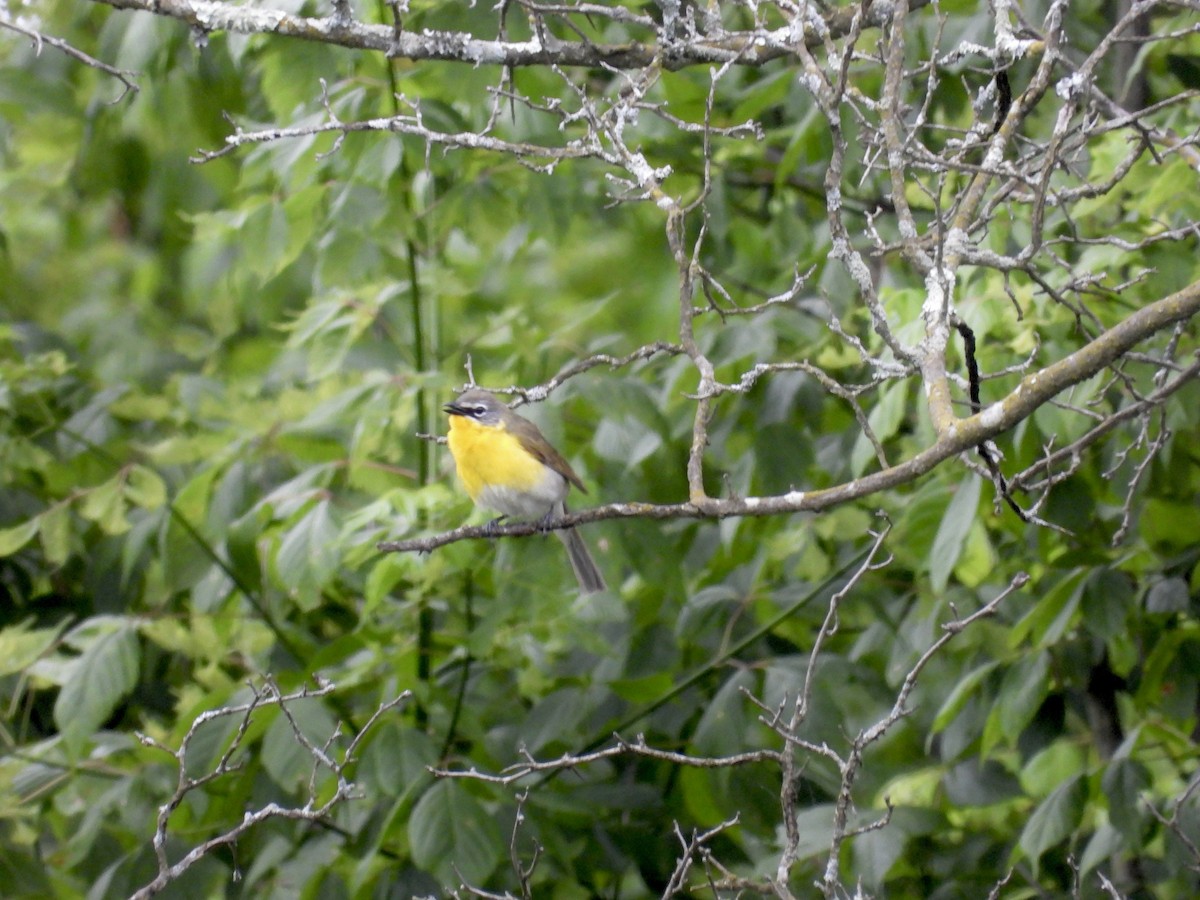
[556,526,607,594]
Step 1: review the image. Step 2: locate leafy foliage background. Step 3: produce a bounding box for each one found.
[2,0,1200,897]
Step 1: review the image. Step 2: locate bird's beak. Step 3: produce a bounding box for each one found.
[443,401,464,416]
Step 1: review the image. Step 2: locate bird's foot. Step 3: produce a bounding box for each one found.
[483,515,507,536]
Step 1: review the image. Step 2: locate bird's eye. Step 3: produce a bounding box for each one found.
[469,405,486,417]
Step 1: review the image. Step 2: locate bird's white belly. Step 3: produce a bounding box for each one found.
[477,471,568,520]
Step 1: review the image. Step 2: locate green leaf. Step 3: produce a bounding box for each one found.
[53,620,140,744]
[731,68,793,121]
[520,687,590,753]
[593,414,663,469]
[259,42,341,122]
[893,482,953,566]
[929,476,981,593]
[1078,821,1128,877]
[1146,577,1189,614]
[953,519,997,588]
[675,584,740,641]
[124,464,167,509]
[1133,157,1197,219]
[77,477,129,535]
[1081,568,1133,641]
[1020,739,1087,797]
[108,390,172,421]
[0,619,67,676]
[273,500,340,611]
[360,723,437,798]
[1010,569,1085,648]
[982,650,1051,755]
[363,552,413,613]
[1017,775,1086,873]
[408,780,503,885]
[931,660,999,734]
[610,672,674,703]
[0,518,39,556]
[1142,499,1200,551]
[37,503,72,565]
[690,669,756,756]
[1102,757,1151,839]
[679,766,728,827]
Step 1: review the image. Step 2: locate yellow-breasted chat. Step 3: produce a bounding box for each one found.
[443,388,607,594]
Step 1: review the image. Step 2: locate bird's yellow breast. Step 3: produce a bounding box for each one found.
[446,415,550,502]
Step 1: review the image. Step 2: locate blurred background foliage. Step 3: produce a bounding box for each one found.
[1,0,1199,897]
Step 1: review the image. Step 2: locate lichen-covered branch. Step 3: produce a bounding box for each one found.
[87,0,932,71]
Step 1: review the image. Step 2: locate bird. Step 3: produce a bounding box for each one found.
[443,388,607,594]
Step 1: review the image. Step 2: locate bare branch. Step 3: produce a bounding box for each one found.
[131,681,409,900]
[433,733,781,784]
[0,15,139,101]
[662,816,742,897]
[811,572,1028,895]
